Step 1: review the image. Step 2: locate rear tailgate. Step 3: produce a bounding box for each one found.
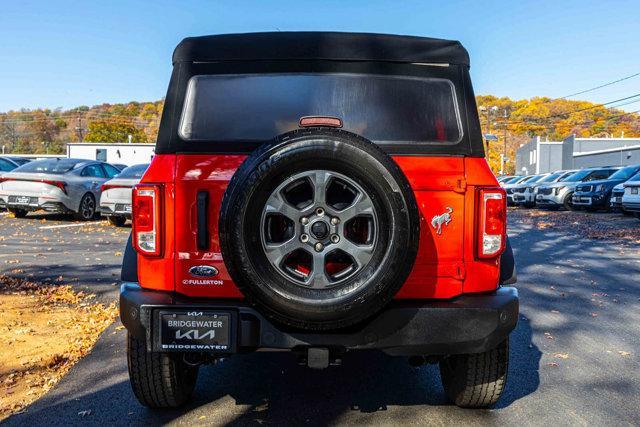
[173,154,246,297]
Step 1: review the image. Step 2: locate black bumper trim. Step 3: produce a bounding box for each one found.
[120,283,519,356]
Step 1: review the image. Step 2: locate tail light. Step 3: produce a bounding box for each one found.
[0,178,67,194]
[101,184,131,192]
[42,180,68,194]
[132,184,163,257]
[477,188,506,258]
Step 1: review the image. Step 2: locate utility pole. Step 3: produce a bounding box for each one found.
[75,117,85,142]
[501,108,509,174]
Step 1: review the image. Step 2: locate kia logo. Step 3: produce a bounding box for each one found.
[189,265,218,277]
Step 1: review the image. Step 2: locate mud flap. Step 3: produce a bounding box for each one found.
[499,236,516,285]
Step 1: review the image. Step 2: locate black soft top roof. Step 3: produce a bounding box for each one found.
[173,32,470,66]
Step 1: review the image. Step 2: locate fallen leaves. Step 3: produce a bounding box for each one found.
[510,208,640,244]
[0,276,118,421]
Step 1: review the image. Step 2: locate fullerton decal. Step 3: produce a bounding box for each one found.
[182,279,224,286]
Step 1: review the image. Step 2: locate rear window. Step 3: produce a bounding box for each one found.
[14,159,81,174]
[179,74,462,145]
[117,164,149,179]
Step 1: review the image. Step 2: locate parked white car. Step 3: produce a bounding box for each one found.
[0,158,121,219]
[514,170,577,207]
[504,175,536,206]
[621,176,640,218]
[99,163,149,226]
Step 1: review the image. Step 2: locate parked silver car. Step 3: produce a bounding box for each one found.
[513,170,577,207]
[535,167,619,210]
[99,163,149,226]
[0,158,121,219]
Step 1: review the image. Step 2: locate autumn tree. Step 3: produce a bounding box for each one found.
[84,120,148,143]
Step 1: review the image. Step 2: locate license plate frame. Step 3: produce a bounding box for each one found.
[155,310,236,353]
[9,195,35,205]
[115,203,132,214]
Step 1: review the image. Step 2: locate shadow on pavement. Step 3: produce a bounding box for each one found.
[6,322,541,425]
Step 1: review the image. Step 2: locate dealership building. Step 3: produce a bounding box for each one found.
[66,143,155,166]
[515,135,640,174]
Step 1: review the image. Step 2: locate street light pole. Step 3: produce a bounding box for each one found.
[501,109,508,174]
[479,105,499,149]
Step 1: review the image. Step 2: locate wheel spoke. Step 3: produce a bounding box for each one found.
[264,237,304,266]
[310,170,331,206]
[264,191,303,221]
[306,252,331,288]
[335,192,374,221]
[335,238,374,268]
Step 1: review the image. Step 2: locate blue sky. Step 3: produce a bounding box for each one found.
[1,0,639,112]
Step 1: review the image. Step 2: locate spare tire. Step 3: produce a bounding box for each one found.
[219,128,420,330]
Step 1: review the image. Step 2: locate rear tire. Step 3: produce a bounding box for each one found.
[108,216,127,227]
[127,334,199,408]
[8,208,28,218]
[75,193,96,221]
[439,339,509,408]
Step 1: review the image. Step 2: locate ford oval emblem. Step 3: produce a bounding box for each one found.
[189,265,219,277]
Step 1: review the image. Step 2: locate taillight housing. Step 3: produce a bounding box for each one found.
[132,184,163,257]
[101,184,130,192]
[0,178,67,194]
[476,188,507,259]
[42,180,68,195]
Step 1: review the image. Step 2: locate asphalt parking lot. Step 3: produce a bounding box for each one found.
[2,209,639,425]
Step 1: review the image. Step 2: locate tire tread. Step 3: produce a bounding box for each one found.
[127,334,198,408]
[440,339,509,408]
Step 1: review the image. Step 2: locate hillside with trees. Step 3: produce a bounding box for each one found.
[0,101,163,155]
[1,96,639,174]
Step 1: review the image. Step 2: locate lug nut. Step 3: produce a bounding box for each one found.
[330,234,340,244]
[330,217,340,225]
[315,207,325,216]
[314,242,324,252]
[300,217,309,225]
[300,234,310,243]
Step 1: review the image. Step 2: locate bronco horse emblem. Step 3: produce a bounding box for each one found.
[431,207,453,235]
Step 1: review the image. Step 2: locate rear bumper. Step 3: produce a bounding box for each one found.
[0,194,73,213]
[119,282,519,356]
[99,203,132,218]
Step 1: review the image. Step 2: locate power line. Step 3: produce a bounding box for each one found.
[0,113,155,125]
[536,108,640,129]
[555,71,640,100]
[505,92,640,126]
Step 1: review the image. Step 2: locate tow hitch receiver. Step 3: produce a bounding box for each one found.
[307,348,330,369]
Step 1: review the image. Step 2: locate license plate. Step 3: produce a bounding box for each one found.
[15,196,31,204]
[632,188,639,195]
[158,311,232,352]
[115,203,132,213]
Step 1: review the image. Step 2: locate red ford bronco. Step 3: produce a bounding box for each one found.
[120,32,518,409]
